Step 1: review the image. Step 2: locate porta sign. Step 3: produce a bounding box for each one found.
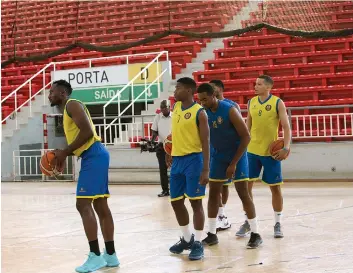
[52,65,128,88]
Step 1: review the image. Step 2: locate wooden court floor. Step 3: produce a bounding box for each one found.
[2,182,353,273]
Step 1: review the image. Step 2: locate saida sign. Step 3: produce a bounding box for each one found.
[51,62,164,104]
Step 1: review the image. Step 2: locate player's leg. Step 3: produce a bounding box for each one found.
[202,181,223,245]
[216,183,232,232]
[234,153,262,248]
[156,144,169,197]
[185,153,206,260]
[236,152,262,237]
[169,157,194,255]
[261,156,284,238]
[75,144,110,272]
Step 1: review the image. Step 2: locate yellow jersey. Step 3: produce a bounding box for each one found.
[63,99,101,156]
[247,94,281,156]
[171,101,203,156]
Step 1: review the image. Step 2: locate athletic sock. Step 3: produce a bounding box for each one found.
[218,207,225,217]
[274,211,282,224]
[105,241,115,255]
[180,224,192,242]
[248,217,259,234]
[194,230,203,242]
[89,239,100,256]
[208,218,217,234]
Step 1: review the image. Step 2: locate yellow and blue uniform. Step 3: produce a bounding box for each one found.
[170,101,205,201]
[63,99,110,199]
[247,94,283,185]
[207,100,249,186]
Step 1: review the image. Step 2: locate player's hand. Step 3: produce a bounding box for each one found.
[200,169,209,186]
[226,163,236,180]
[273,148,289,161]
[53,149,69,170]
[166,154,172,168]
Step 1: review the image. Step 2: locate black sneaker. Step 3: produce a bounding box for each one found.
[201,232,219,246]
[169,235,194,254]
[246,232,263,249]
[158,191,170,197]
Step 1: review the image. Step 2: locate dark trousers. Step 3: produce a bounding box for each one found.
[156,143,169,192]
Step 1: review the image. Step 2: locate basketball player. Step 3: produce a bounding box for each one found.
[197,83,262,248]
[48,80,119,273]
[236,75,291,238]
[166,77,210,260]
[209,79,240,231]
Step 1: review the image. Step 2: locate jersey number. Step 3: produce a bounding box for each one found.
[258,110,262,116]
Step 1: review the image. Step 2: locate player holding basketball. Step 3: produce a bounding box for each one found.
[166,77,210,260]
[209,79,240,231]
[197,83,262,248]
[48,80,119,273]
[236,75,291,238]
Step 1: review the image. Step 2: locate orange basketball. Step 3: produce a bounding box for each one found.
[40,151,64,177]
[163,134,172,155]
[269,139,290,160]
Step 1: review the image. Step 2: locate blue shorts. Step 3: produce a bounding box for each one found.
[248,152,283,185]
[170,153,206,201]
[210,152,249,186]
[77,141,110,199]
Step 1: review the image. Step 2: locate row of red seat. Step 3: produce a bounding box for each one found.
[194,61,353,81]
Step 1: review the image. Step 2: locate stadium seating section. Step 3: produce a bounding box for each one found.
[1,1,353,142]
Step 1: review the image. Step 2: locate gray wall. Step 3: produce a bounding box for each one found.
[1,105,67,181]
[104,142,353,180]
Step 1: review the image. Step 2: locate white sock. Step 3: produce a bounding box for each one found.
[274,211,282,224]
[194,230,203,242]
[180,224,192,242]
[248,217,259,234]
[218,207,225,217]
[208,218,217,234]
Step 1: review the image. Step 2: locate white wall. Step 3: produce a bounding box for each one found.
[105,142,353,181]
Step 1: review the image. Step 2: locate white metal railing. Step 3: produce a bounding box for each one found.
[290,113,353,138]
[12,149,74,181]
[93,112,352,147]
[1,51,170,130]
[103,51,170,145]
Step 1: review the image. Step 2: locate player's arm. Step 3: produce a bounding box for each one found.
[64,101,94,155]
[274,99,292,160]
[151,114,159,142]
[229,107,251,167]
[198,109,210,185]
[246,100,252,132]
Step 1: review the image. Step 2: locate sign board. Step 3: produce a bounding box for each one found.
[51,62,164,105]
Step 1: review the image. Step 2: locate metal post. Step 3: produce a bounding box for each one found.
[287,109,293,143]
[12,150,16,181]
[43,114,48,149]
[43,69,46,105]
[29,81,32,117]
[14,92,18,129]
[157,57,161,98]
[103,106,107,146]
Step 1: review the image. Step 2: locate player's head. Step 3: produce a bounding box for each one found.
[160,100,170,116]
[209,79,224,99]
[255,75,273,95]
[48,80,73,107]
[174,77,197,102]
[197,83,216,109]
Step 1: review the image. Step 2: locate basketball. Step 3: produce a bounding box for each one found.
[40,151,64,177]
[163,134,172,155]
[269,139,290,160]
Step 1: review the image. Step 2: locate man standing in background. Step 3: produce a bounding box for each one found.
[151,100,172,197]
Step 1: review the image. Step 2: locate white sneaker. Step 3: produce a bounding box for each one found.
[216,215,231,232]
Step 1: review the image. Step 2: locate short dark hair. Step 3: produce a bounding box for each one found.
[197,83,215,96]
[177,77,197,93]
[209,79,224,90]
[258,75,274,86]
[160,100,169,108]
[53,79,73,96]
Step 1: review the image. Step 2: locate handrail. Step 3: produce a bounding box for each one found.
[103,51,167,108]
[104,66,167,130]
